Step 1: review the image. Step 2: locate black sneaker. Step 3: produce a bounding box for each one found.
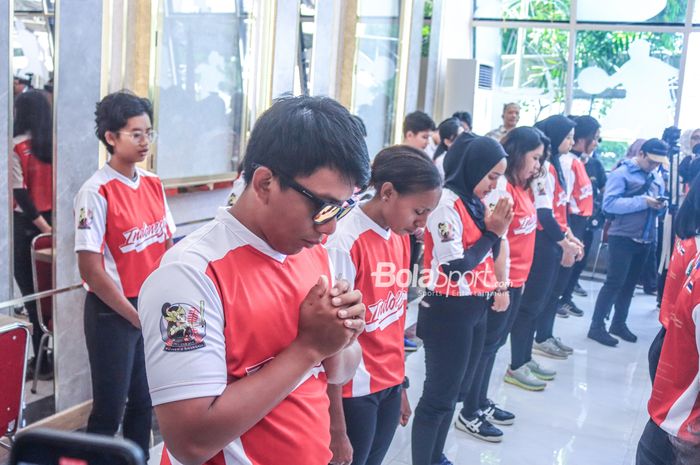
[573,283,588,297]
[455,412,503,442]
[556,303,570,318]
[588,326,619,346]
[482,399,515,426]
[609,323,638,343]
[433,454,454,465]
[561,300,584,317]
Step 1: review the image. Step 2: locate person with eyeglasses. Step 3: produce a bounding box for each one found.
[138,95,370,465]
[325,146,442,465]
[74,90,174,458]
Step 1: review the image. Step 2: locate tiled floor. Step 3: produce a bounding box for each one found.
[150,279,661,465]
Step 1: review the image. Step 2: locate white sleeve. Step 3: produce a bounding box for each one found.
[161,184,177,237]
[531,169,554,210]
[426,203,464,264]
[74,189,108,253]
[11,151,24,189]
[138,262,227,406]
[561,155,575,198]
[326,246,357,291]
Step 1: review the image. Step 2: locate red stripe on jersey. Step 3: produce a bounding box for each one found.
[424,191,497,296]
[569,158,593,217]
[98,176,172,297]
[648,255,700,441]
[13,138,53,213]
[206,244,333,465]
[505,183,537,287]
[660,237,700,329]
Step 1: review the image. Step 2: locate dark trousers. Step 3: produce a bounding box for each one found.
[561,221,595,304]
[648,327,666,384]
[510,232,562,370]
[344,385,402,465]
[590,236,652,329]
[460,287,523,417]
[412,294,488,465]
[636,419,675,465]
[84,292,152,458]
[13,211,52,357]
[535,214,587,343]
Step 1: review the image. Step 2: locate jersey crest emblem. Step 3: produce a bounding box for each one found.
[160,301,207,352]
[438,222,455,242]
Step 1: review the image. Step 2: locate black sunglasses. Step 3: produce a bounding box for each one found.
[251,164,357,225]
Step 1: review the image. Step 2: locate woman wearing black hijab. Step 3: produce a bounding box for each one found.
[412,136,513,465]
[505,115,582,391]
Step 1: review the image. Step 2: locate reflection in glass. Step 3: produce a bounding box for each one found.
[577,0,687,24]
[475,27,568,126]
[572,32,681,146]
[154,1,251,181]
[351,0,401,158]
[473,0,570,21]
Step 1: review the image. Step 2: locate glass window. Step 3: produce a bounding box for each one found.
[679,33,700,132]
[295,0,316,95]
[153,1,251,181]
[694,0,700,23]
[351,0,401,158]
[572,31,682,165]
[577,0,687,24]
[473,0,570,21]
[475,27,568,129]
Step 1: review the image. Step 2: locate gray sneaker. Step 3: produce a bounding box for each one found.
[533,338,568,360]
[504,364,546,391]
[552,336,574,355]
[526,359,556,381]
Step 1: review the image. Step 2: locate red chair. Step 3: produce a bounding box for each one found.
[31,233,54,394]
[0,323,31,449]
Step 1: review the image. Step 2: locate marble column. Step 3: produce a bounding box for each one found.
[403,0,425,114]
[270,0,300,98]
[53,0,103,411]
[310,0,344,98]
[0,0,11,305]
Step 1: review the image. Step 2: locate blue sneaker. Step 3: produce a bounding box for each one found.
[404,337,418,352]
[433,453,454,465]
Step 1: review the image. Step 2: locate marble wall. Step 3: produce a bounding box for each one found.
[0,0,11,304]
[53,0,103,411]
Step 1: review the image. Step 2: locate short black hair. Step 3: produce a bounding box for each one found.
[572,115,601,142]
[402,111,436,136]
[675,173,700,240]
[502,126,548,185]
[351,114,367,137]
[370,145,441,194]
[434,117,463,160]
[451,111,472,130]
[95,90,153,154]
[243,95,370,189]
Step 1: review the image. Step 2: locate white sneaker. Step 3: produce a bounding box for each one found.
[533,338,568,360]
[504,364,546,391]
[527,359,556,381]
[552,336,573,355]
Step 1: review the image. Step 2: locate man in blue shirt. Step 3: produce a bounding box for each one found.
[588,139,668,346]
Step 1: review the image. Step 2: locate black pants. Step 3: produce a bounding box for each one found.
[535,214,587,343]
[561,221,596,304]
[590,236,652,329]
[510,232,562,370]
[648,327,666,384]
[13,211,52,357]
[84,292,151,458]
[636,419,675,465]
[343,385,402,465]
[460,287,523,417]
[412,294,488,465]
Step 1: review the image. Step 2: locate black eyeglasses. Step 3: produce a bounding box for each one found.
[251,164,357,225]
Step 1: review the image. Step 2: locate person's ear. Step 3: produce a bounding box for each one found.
[251,165,274,204]
[379,182,396,202]
[104,131,117,150]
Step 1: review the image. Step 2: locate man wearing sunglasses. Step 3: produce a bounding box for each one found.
[139,96,371,465]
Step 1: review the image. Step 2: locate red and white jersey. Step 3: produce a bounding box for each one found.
[648,255,700,443]
[423,189,497,296]
[485,177,537,288]
[11,135,53,213]
[561,153,593,217]
[139,208,333,465]
[660,236,700,329]
[74,164,175,298]
[325,207,409,398]
[531,161,568,232]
